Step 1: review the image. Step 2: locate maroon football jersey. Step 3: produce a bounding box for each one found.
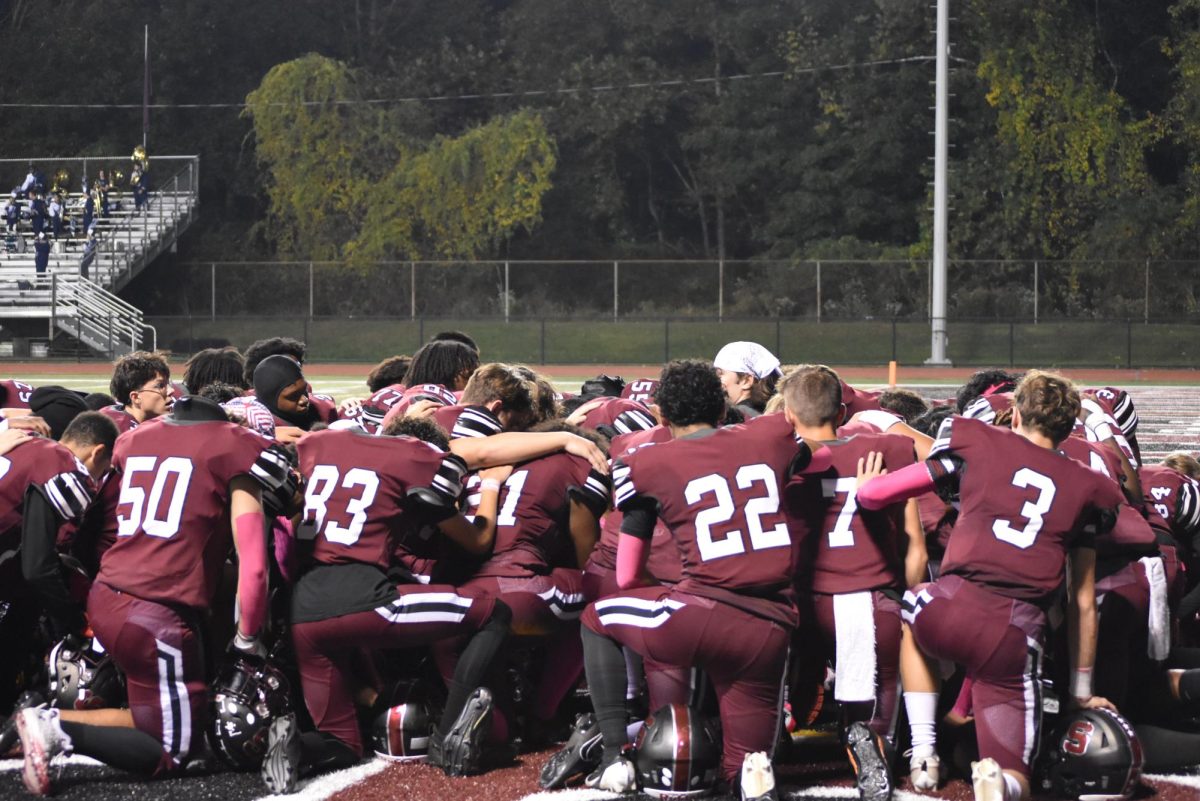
[1139,465,1200,544]
[841,381,882,417]
[620,378,659,407]
[470,452,610,578]
[590,426,680,582]
[785,433,915,594]
[0,438,94,593]
[579,397,657,438]
[611,412,804,625]
[297,429,467,570]
[100,404,139,435]
[360,384,455,434]
[0,379,35,410]
[930,417,1124,604]
[97,419,290,609]
[1058,437,1155,555]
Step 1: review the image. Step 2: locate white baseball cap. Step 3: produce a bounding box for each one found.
[713,341,781,379]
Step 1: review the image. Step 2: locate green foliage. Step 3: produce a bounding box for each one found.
[244,55,555,262]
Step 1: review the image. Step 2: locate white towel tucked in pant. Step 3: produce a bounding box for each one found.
[833,591,877,703]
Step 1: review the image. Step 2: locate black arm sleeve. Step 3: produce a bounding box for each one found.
[618,499,658,541]
[21,491,84,638]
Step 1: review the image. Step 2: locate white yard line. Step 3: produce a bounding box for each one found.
[255,757,389,801]
[0,754,104,772]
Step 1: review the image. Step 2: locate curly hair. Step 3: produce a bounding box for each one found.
[912,404,954,437]
[243,337,306,387]
[403,341,480,390]
[778,364,843,427]
[956,368,1022,413]
[198,381,244,405]
[184,346,247,394]
[656,360,725,428]
[1012,370,1079,444]
[384,416,451,450]
[878,389,929,424]
[110,351,171,407]
[366,355,412,393]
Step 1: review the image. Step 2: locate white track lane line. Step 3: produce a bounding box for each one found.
[255,757,388,801]
[1146,772,1200,790]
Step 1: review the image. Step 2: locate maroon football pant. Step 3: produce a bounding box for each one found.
[87,581,206,774]
[582,587,790,783]
[456,571,586,721]
[582,566,696,710]
[804,591,902,740]
[903,575,1045,776]
[292,585,495,756]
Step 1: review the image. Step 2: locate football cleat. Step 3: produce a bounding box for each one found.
[971,757,1004,801]
[260,712,301,795]
[585,756,636,793]
[845,721,893,801]
[437,687,493,777]
[740,751,778,801]
[539,712,603,788]
[16,708,72,797]
[906,749,941,792]
[0,691,46,756]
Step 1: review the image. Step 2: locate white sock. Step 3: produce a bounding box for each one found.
[904,691,938,756]
[1002,773,1022,801]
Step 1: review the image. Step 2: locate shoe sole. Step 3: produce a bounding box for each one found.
[16,711,51,796]
[845,723,892,801]
[442,689,493,777]
[261,716,300,795]
[971,759,1003,801]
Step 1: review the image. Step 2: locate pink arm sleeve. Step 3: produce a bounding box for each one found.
[616,533,651,590]
[234,511,269,638]
[857,461,937,510]
[272,516,296,585]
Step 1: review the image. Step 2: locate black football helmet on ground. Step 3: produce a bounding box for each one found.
[208,655,292,769]
[1044,708,1143,800]
[371,701,433,761]
[634,703,722,798]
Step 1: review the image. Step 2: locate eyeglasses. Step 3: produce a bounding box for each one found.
[135,383,171,398]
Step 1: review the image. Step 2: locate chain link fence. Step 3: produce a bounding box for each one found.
[120,259,1200,365]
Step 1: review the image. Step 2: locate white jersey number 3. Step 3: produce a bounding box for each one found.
[992,467,1057,549]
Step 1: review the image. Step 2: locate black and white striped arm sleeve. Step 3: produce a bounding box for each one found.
[611,458,640,512]
[429,453,469,505]
[961,396,995,424]
[925,417,962,485]
[1111,390,1138,437]
[451,407,503,440]
[40,471,93,522]
[569,468,612,518]
[612,408,656,435]
[1177,480,1200,537]
[249,444,293,494]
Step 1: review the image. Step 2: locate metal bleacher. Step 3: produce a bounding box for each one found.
[0,155,198,358]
